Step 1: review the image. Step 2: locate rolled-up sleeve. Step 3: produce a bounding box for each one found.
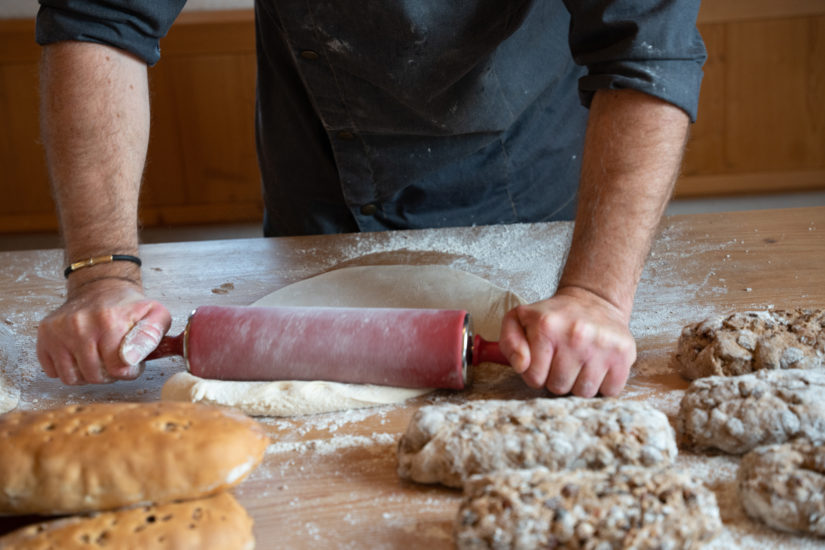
[564,0,706,121]
[36,1,187,66]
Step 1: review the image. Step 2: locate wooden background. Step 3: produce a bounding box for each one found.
[1,2,824,234]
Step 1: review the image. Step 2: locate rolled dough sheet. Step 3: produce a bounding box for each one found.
[0,324,20,414]
[0,378,18,415]
[162,265,524,416]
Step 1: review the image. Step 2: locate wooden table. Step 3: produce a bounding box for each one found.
[1,207,824,548]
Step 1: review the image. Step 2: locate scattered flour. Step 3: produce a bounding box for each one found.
[266,432,398,456]
[6,219,819,548]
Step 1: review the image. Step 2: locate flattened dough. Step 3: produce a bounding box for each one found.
[456,466,721,549]
[677,369,825,454]
[163,265,524,416]
[397,397,678,488]
[675,308,825,380]
[738,439,825,537]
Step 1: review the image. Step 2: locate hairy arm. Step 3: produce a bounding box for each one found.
[37,41,170,384]
[500,88,689,396]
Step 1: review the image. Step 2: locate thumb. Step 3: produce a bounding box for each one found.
[118,308,171,366]
[498,309,531,374]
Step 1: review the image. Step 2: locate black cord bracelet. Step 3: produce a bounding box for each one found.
[63,254,143,279]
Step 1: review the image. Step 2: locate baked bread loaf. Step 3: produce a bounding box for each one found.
[397,398,677,488]
[0,492,254,549]
[0,402,270,515]
[455,466,721,549]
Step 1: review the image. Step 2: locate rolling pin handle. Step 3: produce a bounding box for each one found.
[145,332,185,361]
[471,334,510,366]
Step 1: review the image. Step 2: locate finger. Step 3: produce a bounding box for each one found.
[498,309,530,373]
[543,351,585,395]
[117,316,167,367]
[520,340,556,390]
[74,339,109,384]
[599,359,633,397]
[99,323,143,381]
[40,354,58,378]
[596,333,636,396]
[36,328,59,379]
[570,358,610,398]
[107,303,169,379]
[53,351,83,385]
[546,317,603,394]
[518,312,560,390]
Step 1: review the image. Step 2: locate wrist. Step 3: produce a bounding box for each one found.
[64,254,142,279]
[65,261,142,296]
[554,283,634,324]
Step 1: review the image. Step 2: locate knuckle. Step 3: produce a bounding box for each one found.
[520,369,544,389]
[545,376,572,395]
[536,313,557,336]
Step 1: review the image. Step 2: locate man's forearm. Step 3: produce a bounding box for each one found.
[559,89,690,319]
[40,41,150,289]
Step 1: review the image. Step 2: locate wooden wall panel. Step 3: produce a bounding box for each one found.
[1,6,823,234]
[137,11,262,227]
[677,13,825,196]
[0,19,54,232]
[142,52,260,226]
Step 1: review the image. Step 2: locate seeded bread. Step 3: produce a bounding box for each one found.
[397,398,677,488]
[738,439,825,537]
[0,492,254,550]
[675,309,825,380]
[455,466,721,550]
[0,402,270,515]
[677,369,825,454]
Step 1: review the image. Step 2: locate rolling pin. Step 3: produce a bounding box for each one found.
[145,305,509,389]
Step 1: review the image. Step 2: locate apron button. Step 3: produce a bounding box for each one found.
[360,203,378,216]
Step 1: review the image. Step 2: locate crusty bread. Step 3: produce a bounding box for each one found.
[0,402,270,515]
[0,492,255,549]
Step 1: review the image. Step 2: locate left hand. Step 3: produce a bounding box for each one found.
[498,286,636,397]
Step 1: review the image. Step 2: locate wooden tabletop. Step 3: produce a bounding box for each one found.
[1,207,823,548]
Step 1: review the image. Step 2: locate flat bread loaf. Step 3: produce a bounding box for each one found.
[0,402,270,515]
[0,492,254,549]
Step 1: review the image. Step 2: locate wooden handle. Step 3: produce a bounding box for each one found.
[471,334,510,366]
[145,332,185,361]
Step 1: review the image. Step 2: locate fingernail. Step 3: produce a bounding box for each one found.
[120,320,163,365]
[510,351,529,374]
[112,363,143,380]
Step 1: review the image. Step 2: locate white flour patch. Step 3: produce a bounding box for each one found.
[632,223,738,344]
[266,432,398,457]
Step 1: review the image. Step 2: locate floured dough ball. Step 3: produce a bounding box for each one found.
[677,369,825,454]
[0,492,255,550]
[738,439,825,537]
[397,398,677,488]
[675,308,825,380]
[455,466,721,550]
[0,402,270,515]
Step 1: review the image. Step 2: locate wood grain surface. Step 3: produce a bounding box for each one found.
[0,207,824,548]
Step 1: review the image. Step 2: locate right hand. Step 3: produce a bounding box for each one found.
[37,278,171,385]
